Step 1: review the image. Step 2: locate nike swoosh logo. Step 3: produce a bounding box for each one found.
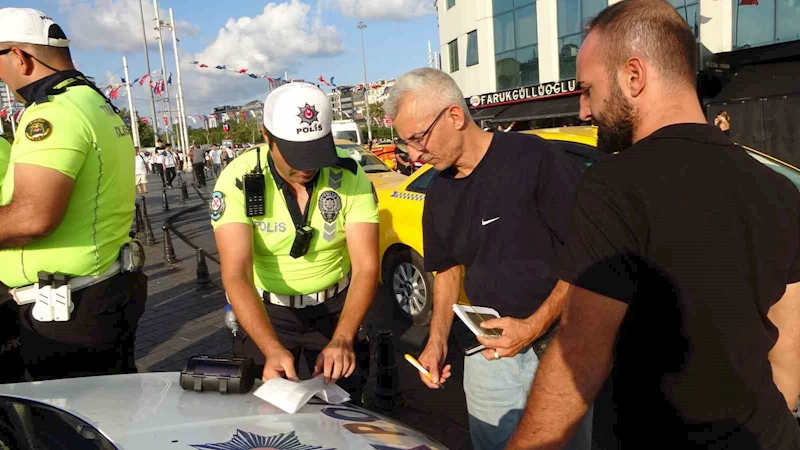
[481,217,500,226]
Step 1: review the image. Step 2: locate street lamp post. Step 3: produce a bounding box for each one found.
[138,0,159,140]
[357,21,372,143]
[153,0,175,145]
[168,8,190,158]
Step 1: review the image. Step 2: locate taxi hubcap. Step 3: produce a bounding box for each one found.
[393,262,427,316]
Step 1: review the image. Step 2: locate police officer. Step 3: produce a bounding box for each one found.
[0,137,10,187]
[212,83,379,399]
[0,8,146,380]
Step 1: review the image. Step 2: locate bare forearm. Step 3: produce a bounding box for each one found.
[770,344,800,410]
[224,274,283,355]
[523,280,569,340]
[429,267,462,343]
[0,203,52,248]
[768,282,800,409]
[506,337,607,449]
[333,269,378,342]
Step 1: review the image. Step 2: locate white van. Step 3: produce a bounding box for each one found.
[331,120,362,144]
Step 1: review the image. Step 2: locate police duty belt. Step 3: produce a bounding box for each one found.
[257,273,351,309]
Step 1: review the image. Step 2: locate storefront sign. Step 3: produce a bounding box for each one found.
[705,61,731,70]
[468,79,579,108]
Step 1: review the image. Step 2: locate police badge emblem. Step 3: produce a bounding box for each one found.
[190,429,331,450]
[318,190,342,223]
[209,191,226,221]
[25,118,53,142]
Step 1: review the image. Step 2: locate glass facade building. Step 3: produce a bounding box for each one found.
[493,0,540,89]
[733,0,800,49]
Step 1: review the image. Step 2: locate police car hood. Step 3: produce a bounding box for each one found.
[0,372,448,450]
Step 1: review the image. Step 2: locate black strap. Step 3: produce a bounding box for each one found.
[335,157,358,175]
[280,183,313,229]
[47,76,120,114]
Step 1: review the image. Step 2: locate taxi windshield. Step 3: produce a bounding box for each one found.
[337,145,391,173]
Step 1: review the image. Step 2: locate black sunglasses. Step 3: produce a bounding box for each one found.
[0,48,12,56]
[397,107,449,151]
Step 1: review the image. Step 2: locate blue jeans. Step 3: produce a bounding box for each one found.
[463,346,594,450]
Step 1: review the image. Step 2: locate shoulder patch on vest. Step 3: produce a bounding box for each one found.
[210,191,226,221]
[25,118,52,142]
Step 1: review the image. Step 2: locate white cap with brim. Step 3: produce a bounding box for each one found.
[0,8,70,48]
[263,82,338,171]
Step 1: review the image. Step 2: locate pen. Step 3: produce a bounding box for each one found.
[404,354,444,388]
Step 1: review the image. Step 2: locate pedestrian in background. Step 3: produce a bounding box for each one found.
[162,143,177,189]
[221,145,230,167]
[394,145,414,176]
[191,145,206,188]
[714,110,731,137]
[209,144,222,178]
[135,146,149,194]
[386,68,590,450]
[507,1,800,448]
[148,149,157,174]
[225,146,235,166]
[153,142,166,188]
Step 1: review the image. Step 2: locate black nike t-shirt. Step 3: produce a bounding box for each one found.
[558,124,800,448]
[422,131,584,319]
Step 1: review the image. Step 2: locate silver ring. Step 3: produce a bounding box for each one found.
[493,350,500,360]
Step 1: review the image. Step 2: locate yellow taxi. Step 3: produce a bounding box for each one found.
[335,139,407,188]
[376,126,800,326]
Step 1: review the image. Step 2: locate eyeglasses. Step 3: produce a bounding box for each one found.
[396,107,448,152]
[0,48,12,56]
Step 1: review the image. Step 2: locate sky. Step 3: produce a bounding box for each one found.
[16,0,440,120]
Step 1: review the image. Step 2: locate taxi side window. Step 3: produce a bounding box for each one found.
[553,141,606,168]
[407,169,440,194]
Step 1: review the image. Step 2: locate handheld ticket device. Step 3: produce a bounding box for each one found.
[244,147,266,217]
[180,356,256,394]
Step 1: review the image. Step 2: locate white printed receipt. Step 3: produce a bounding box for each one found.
[253,375,351,414]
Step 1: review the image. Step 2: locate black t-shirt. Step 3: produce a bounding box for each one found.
[559,124,800,448]
[422,131,584,319]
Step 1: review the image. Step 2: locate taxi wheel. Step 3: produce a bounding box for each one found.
[387,249,433,326]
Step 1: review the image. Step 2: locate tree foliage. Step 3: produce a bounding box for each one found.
[368,101,385,123]
[186,118,265,147]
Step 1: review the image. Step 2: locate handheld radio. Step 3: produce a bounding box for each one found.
[243,146,266,217]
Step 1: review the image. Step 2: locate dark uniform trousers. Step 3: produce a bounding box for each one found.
[17,271,148,381]
[0,300,24,383]
[234,287,369,404]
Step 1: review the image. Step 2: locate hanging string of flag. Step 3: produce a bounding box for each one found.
[0,106,25,123]
[189,60,293,91]
[98,71,174,101]
[188,61,340,91]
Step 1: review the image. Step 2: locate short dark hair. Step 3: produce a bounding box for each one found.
[0,42,72,64]
[587,0,697,88]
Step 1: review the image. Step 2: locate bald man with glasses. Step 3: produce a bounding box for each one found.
[385,68,591,450]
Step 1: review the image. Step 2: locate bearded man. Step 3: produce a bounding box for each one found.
[506,1,800,449]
